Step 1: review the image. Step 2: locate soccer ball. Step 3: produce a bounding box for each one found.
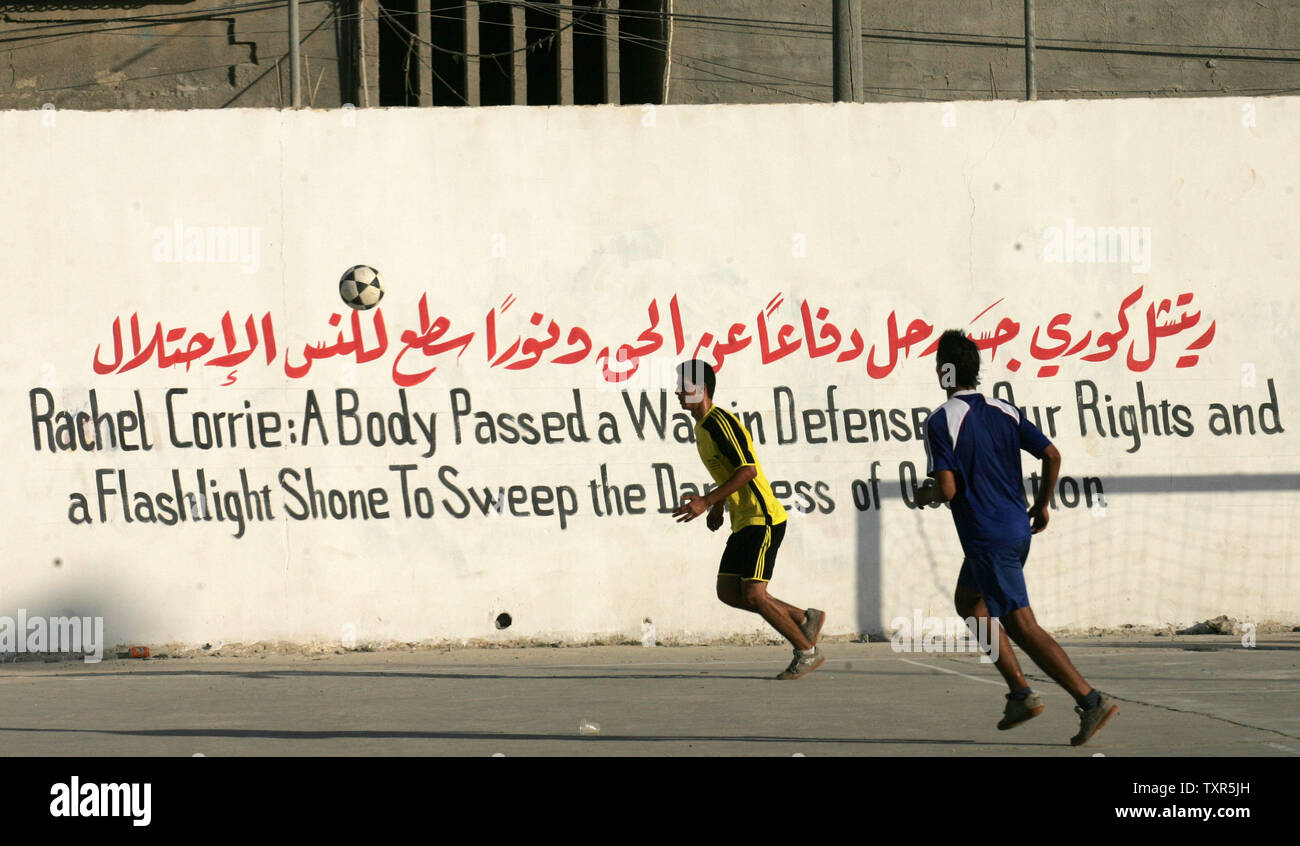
[338,265,384,310]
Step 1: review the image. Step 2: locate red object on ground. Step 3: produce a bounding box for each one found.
[129,646,150,659]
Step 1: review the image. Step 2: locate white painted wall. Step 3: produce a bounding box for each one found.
[2,98,1297,647]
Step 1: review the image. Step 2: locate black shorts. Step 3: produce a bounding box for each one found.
[718,521,786,582]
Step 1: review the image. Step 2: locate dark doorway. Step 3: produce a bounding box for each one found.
[430,0,468,105]
[619,0,665,105]
[479,1,514,105]
[573,0,606,105]
[378,0,419,105]
[525,3,558,105]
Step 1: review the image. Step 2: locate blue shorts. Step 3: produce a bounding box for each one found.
[957,537,1032,618]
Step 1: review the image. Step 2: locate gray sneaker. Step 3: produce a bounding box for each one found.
[1071,693,1119,746]
[776,647,825,680]
[799,608,826,647]
[997,692,1045,730]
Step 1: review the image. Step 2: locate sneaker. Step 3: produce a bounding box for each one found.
[799,608,826,646]
[1070,694,1119,746]
[776,647,825,680]
[997,692,1045,730]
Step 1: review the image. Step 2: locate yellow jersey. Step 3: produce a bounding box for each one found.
[694,405,788,533]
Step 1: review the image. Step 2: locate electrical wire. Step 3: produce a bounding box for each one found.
[376,5,470,104]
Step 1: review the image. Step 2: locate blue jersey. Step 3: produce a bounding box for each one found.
[924,391,1052,554]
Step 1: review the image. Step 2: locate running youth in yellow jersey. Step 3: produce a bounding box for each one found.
[672,358,825,680]
[694,406,788,533]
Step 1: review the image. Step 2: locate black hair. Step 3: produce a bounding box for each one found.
[676,359,716,398]
[935,329,980,389]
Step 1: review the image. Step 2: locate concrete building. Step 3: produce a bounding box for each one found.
[1,1,1296,109]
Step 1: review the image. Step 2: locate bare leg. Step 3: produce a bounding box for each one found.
[955,586,1028,692]
[740,580,812,651]
[769,596,807,625]
[718,577,806,627]
[1000,605,1092,700]
[716,575,746,609]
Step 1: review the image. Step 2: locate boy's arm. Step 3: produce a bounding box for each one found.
[918,410,957,507]
[916,470,956,506]
[706,500,725,531]
[673,466,756,523]
[1017,414,1059,533]
[1028,444,1061,533]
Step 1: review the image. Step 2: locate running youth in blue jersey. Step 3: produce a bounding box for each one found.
[914,330,1118,746]
[924,390,1053,555]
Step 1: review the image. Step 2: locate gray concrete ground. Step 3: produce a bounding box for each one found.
[2,635,1297,756]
